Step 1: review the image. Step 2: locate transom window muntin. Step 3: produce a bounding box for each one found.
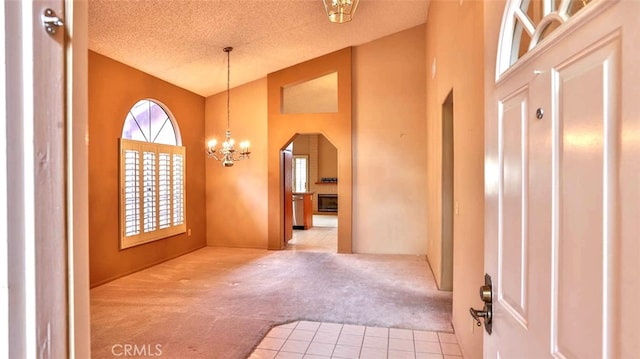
[497,0,594,78]
[120,99,186,249]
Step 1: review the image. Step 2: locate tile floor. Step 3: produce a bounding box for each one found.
[286,215,338,253]
[312,214,338,228]
[249,321,463,359]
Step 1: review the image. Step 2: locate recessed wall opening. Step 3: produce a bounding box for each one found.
[281,72,338,114]
[441,90,454,291]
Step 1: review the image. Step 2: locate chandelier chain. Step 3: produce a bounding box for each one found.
[226,47,231,130]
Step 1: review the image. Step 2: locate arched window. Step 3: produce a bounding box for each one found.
[496,0,594,79]
[119,99,186,249]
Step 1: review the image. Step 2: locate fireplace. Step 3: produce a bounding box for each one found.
[317,194,338,213]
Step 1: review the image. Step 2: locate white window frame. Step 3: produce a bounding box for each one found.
[496,0,605,81]
[292,155,309,193]
[119,100,186,249]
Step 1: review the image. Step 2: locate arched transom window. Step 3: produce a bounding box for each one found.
[119,99,186,249]
[496,0,594,78]
[122,99,181,145]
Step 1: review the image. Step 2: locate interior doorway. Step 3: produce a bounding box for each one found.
[282,133,338,252]
[441,90,454,291]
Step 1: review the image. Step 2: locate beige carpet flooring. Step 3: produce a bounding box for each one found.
[91,247,453,359]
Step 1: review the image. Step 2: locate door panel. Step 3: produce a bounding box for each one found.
[499,88,529,327]
[551,35,620,359]
[492,72,549,358]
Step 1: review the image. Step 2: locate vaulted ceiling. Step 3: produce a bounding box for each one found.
[88,0,430,97]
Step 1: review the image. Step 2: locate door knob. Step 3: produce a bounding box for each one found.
[469,273,493,334]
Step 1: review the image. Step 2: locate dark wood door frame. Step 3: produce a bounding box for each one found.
[282,148,293,245]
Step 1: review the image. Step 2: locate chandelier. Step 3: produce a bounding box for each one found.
[206,47,250,167]
[322,0,359,23]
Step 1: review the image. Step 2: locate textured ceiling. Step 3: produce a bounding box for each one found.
[88,0,430,97]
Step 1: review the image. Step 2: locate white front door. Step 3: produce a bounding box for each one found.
[485,0,640,357]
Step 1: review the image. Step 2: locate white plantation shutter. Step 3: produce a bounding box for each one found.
[158,152,171,229]
[143,150,157,232]
[123,149,140,236]
[172,153,185,226]
[120,139,186,248]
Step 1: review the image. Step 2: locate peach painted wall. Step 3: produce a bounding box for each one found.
[318,135,338,178]
[88,51,207,287]
[204,29,430,255]
[424,1,485,358]
[352,25,428,254]
[292,135,311,155]
[204,78,269,248]
[293,134,337,181]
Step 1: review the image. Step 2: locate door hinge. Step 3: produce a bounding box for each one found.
[41,8,64,35]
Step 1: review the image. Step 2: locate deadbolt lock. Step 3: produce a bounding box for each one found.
[480,284,492,303]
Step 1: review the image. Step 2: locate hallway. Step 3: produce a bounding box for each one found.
[91,247,452,358]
